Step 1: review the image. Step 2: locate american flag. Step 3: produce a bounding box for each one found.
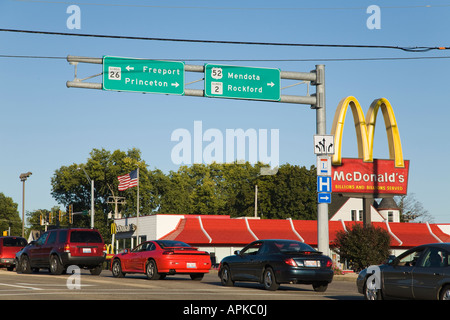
[117,169,138,191]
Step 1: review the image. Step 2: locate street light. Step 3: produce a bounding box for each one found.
[78,166,94,229]
[19,171,32,238]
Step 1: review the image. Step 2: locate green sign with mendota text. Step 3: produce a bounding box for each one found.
[204,64,280,101]
[103,56,185,95]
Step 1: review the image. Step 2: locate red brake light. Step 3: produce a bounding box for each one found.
[326,259,333,268]
[284,258,297,267]
[64,244,70,253]
[163,250,174,255]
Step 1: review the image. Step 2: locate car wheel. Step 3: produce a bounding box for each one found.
[14,258,22,273]
[146,260,161,280]
[90,264,103,275]
[20,255,32,274]
[220,265,234,287]
[440,285,450,300]
[190,273,204,281]
[263,267,279,291]
[111,259,125,278]
[312,282,328,292]
[49,255,64,275]
[364,277,382,300]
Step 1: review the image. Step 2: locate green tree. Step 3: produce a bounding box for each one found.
[51,148,155,241]
[258,164,317,220]
[27,206,67,232]
[0,193,22,236]
[334,224,391,272]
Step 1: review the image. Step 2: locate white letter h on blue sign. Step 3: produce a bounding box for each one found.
[317,176,332,193]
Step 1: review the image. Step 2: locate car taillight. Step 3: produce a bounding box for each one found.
[325,259,333,268]
[284,258,297,267]
[163,250,174,255]
[64,244,70,253]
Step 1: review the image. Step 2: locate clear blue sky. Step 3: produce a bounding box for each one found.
[1,0,449,223]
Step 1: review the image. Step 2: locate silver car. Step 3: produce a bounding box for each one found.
[357,243,450,300]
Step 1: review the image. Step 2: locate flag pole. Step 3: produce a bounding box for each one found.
[136,167,140,245]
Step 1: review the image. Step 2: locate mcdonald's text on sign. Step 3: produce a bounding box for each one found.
[332,158,409,196]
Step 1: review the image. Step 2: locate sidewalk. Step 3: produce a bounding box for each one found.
[334,272,358,281]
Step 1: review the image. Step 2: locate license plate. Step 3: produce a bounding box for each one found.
[187,262,197,268]
[82,248,91,253]
[304,260,319,267]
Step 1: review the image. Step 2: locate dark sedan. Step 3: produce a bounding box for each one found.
[218,239,333,291]
[357,243,450,300]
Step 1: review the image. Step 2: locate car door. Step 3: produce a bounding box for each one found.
[129,242,149,272]
[232,241,263,281]
[27,232,49,266]
[412,247,448,300]
[382,247,425,299]
[41,230,58,267]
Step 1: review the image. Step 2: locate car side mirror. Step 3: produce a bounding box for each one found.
[123,249,129,254]
[234,250,241,256]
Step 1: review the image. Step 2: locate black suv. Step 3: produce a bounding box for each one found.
[16,228,106,275]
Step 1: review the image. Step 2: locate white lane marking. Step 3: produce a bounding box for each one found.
[0,283,43,290]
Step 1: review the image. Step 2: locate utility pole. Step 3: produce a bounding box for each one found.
[19,172,32,238]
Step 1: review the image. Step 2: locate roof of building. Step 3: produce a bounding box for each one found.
[374,197,400,210]
[159,215,450,249]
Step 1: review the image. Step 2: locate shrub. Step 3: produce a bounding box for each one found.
[334,223,391,272]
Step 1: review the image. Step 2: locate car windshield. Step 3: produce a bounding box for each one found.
[157,240,191,248]
[70,231,102,243]
[273,240,317,254]
[3,238,27,247]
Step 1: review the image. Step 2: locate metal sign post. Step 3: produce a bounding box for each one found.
[66,56,329,255]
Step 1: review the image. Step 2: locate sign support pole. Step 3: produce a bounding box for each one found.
[363,195,373,227]
[314,65,329,256]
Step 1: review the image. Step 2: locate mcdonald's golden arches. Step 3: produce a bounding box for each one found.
[330,97,409,196]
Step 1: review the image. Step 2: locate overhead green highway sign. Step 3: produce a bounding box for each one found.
[102,56,185,95]
[204,64,280,101]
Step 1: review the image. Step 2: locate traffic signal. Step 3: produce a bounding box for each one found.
[68,204,73,224]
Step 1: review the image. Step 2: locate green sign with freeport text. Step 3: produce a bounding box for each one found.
[102,56,185,95]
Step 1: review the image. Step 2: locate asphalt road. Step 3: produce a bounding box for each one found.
[0,268,362,301]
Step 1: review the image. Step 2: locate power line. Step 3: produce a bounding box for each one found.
[13,0,450,11]
[2,54,450,62]
[0,28,448,52]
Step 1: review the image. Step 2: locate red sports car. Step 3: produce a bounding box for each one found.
[110,240,211,280]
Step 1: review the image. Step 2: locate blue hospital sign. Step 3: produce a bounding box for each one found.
[317,176,332,193]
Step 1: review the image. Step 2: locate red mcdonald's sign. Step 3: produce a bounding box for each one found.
[330,97,409,196]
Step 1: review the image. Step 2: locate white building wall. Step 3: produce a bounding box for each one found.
[156,214,186,239]
[114,214,186,241]
[330,198,388,222]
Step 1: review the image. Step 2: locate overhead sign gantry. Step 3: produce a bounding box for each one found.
[66,55,330,255]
